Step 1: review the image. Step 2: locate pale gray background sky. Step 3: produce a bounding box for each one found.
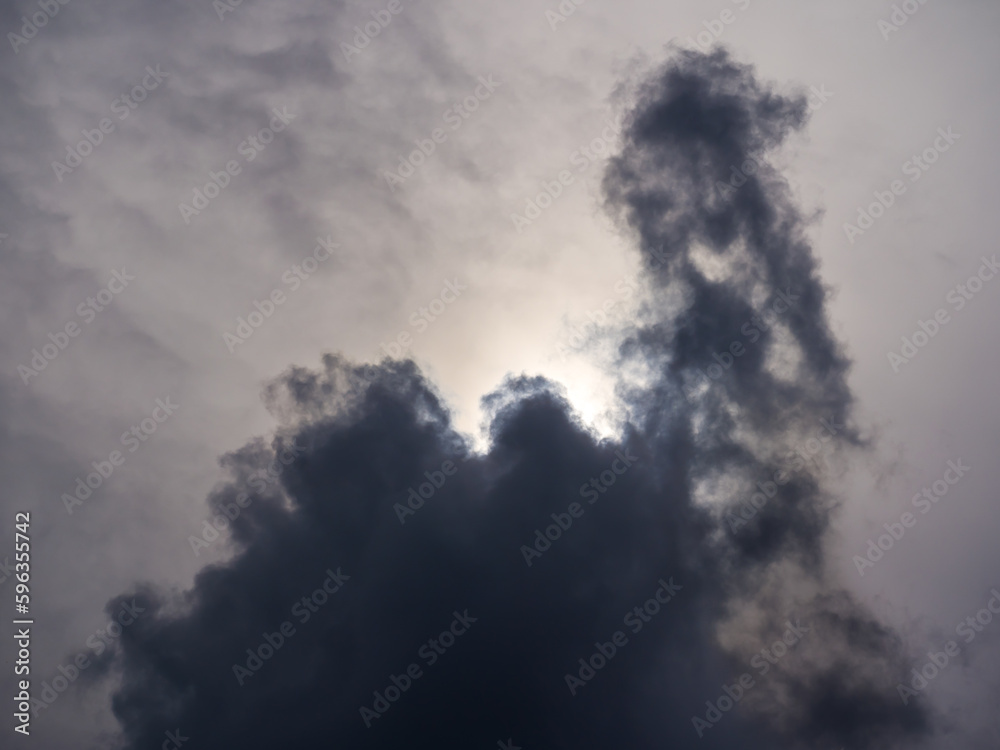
[1,0,998,746]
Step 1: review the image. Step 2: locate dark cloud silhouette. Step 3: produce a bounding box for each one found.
[102,48,932,750]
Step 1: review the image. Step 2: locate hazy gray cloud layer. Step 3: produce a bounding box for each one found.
[0,0,998,749]
[83,50,930,750]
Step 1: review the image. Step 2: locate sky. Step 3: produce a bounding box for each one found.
[0,0,998,748]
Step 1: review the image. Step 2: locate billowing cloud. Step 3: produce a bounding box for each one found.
[101,49,934,750]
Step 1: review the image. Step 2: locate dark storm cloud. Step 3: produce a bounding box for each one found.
[605,48,852,423]
[105,356,748,750]
[100,49,932,750]
[604,48,930,746]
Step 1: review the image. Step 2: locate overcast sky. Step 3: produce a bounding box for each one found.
[1,0,998,748]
